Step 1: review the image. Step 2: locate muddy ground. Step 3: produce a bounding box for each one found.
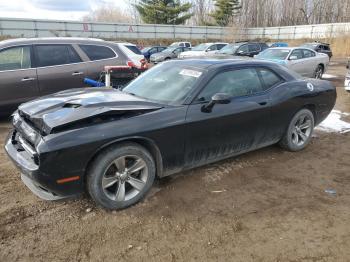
[1,60,350,262]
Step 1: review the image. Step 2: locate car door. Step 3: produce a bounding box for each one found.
[302,49,318,77]
[248,44,261,57]
[34,44,86,95]
[184,67,271,168]
[0,45,39,112]
[286,49,310,76]
[206,44,218,54]
[236,44,249,56]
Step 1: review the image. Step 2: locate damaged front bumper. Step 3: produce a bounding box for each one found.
[5,129,80,200]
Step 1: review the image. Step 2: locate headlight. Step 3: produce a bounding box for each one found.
[21,121,39,144]
[12,112,20,126]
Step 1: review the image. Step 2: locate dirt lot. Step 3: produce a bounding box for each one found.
[1,60,350,262]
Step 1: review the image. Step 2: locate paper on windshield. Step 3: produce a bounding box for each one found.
[179,69,202,78]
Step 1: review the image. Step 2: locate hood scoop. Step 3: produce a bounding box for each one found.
[63,103,82,109]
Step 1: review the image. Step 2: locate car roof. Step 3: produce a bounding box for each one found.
[270,47,314,51]
[166,58,282,70]
[0,37,105,45]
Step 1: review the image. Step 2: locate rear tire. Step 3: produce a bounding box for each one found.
[314,64,324,79]
[87,142,155,210]
[279,109,315,152]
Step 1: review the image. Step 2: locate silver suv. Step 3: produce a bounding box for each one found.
[0,37,144,115]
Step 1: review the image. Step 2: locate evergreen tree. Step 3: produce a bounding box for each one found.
[211,0,241,26]
[135,0,193,25]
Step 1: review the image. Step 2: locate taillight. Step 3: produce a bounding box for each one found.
[127,61,136,67]
[140,58,148,69]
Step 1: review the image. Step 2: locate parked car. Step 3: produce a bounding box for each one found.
[178,42,228,58]
[0,37,146,115]
[301,42,333,59]
[150,46,190,63]
[256,47,329,78]
[170,41,192,48]
[5,59,336,209]
[270,42,288,47]
[142,46,167,62]
[345,60,350,92]
[208,42,269,58]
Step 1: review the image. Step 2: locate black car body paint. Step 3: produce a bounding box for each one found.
[5,59,336,198]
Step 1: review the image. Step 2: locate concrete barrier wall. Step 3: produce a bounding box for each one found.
[0,17,349,40]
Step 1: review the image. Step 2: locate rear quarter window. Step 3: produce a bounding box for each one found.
[79,45,116,61]
[125,45,142,55]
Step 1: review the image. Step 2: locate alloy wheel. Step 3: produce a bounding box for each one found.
[291,114,312,147]
[101,155,148,202]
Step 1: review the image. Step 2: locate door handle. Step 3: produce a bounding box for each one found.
[258,101,267,106]
[72,72,84,76]
[21,77,36,82]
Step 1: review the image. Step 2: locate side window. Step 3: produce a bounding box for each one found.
[238,44,249,53]
[207,45,217,51]
[290,49,304,59]
[0,46,31,71]
[217,44,226,50]
[67,45,82,63]
[323,45,330,51]
[79,45,116,61]
[303,49,315,58]
[185,43,190,48]
[249,44,260,52]
[258,68,283,89]
[173,48,182,54]
[35,45,81,67]
[197,68,263,101]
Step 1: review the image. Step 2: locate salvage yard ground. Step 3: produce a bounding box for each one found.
[1,60,350,262]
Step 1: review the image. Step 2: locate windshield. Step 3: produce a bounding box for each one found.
[302,43,318,48]
[123,63,203,105]
[142,47,152,52]
[256,49,291,60]
[192,43,210,51]
[218,44,240,54]
[162,47,176,53]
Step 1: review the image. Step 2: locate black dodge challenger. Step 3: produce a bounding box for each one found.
[5,59,336,209]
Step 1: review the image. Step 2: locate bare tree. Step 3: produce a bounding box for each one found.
[83,4,133,23]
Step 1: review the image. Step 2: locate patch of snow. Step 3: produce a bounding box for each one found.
[316,110,350,133]
[322,74,338,79]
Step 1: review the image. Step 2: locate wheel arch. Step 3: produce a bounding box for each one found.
[302,104,317,122]
[85,137,164,180]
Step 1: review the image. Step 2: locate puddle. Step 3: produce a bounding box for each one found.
[316,110,350,133]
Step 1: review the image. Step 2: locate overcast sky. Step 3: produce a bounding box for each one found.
[0,0,129,20]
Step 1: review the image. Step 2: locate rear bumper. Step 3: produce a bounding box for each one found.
[5,129,83,200]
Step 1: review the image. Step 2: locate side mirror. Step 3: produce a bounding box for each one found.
[289,55,298,60]
[201,93,231,113]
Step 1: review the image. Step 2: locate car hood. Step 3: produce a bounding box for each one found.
[180,51,205,57]
[151,52,169,58]
[256,57,287,65]
[18,88,163,134]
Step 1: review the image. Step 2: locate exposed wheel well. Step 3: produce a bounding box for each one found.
[318,63,325,70]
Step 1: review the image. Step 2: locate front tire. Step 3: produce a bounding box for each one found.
[87,142,155,210]
[279,109,315,152]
